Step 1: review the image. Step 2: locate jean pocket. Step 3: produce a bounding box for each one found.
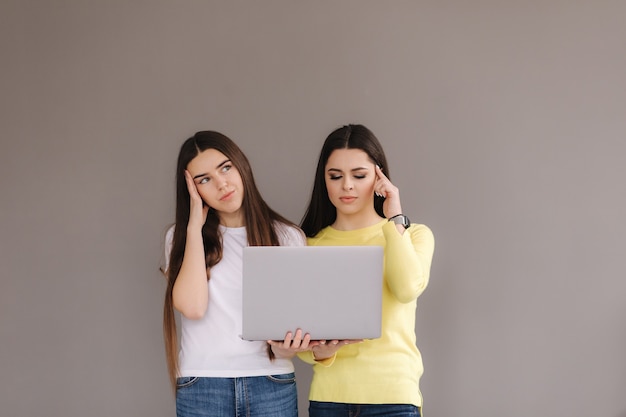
[176,376,200,389]
[265,372,296,384]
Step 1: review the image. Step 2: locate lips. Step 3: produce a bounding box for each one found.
[339,196,357,203]
[220,190,235,201]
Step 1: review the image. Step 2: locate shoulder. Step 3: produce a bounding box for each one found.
[305,227,330,246]
[273,221,307,246]
[408,223,433,237]
[407,223,435,248]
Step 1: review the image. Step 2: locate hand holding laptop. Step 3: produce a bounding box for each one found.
[267,328,364,360]
[310,338,364,361]
[267,329,320,359]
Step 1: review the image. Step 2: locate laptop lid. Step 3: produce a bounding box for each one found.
[241,245,383,341]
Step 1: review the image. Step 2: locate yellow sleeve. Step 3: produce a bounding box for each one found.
[383,222,435,303]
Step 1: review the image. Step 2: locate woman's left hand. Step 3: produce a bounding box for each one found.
[374,165,403,218]
[267,329,318,359]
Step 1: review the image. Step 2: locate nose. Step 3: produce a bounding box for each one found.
[216,177,228,190]
[343,178,354,191]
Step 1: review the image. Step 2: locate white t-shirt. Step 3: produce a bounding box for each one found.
[164,222,306,377]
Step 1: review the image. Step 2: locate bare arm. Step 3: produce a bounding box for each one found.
[374,165,406,235]
[172,170,210,320]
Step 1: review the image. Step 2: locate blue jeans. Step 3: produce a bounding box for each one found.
[176,373,298,417]
[309,401,421,417]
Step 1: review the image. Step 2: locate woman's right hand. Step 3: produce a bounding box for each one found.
[185,170,209,230]
[267,329,320,359]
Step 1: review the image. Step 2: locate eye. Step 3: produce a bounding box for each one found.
[354,174,366,179]
[221,164,232,173]
[199,177,209,184]
[329,175,342,181]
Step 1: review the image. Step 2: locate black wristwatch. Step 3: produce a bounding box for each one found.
[388,214,411,229]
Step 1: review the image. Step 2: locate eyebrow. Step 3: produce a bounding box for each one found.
[193,159,231,179]
[327,167,369,173]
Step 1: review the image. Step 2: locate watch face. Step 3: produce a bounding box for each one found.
[391,215,410,229]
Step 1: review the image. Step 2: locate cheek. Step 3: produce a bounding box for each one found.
[362,178,376,192]
[325,180,339,198]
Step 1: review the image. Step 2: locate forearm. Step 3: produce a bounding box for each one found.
[172,227,209,319]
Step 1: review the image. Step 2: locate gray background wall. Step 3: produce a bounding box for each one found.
[1,1,624,416]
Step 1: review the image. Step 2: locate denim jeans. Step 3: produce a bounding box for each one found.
[309,401,421,417]
[176,373,298,417]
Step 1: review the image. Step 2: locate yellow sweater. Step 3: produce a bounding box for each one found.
[299,219,435,407]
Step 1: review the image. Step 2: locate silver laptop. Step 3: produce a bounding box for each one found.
[241,245,383,341]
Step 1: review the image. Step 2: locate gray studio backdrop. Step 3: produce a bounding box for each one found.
[1,1,625,417]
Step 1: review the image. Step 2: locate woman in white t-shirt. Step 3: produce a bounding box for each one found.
[162,131,313,417]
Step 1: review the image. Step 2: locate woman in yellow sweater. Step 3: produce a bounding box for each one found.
[299,124,435,417]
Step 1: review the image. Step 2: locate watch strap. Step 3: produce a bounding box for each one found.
[388,214,411,229]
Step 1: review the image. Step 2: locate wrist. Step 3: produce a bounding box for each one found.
[268,342,294,359]
[187,222,204,233]
[311,350,333,361]
[388,213,411,229]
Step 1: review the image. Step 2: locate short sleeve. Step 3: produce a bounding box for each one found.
[161,224,175,274]
[275,222,307,247]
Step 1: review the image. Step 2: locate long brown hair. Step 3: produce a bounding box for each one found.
[163,131,296,391]
[300,124,389,237]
